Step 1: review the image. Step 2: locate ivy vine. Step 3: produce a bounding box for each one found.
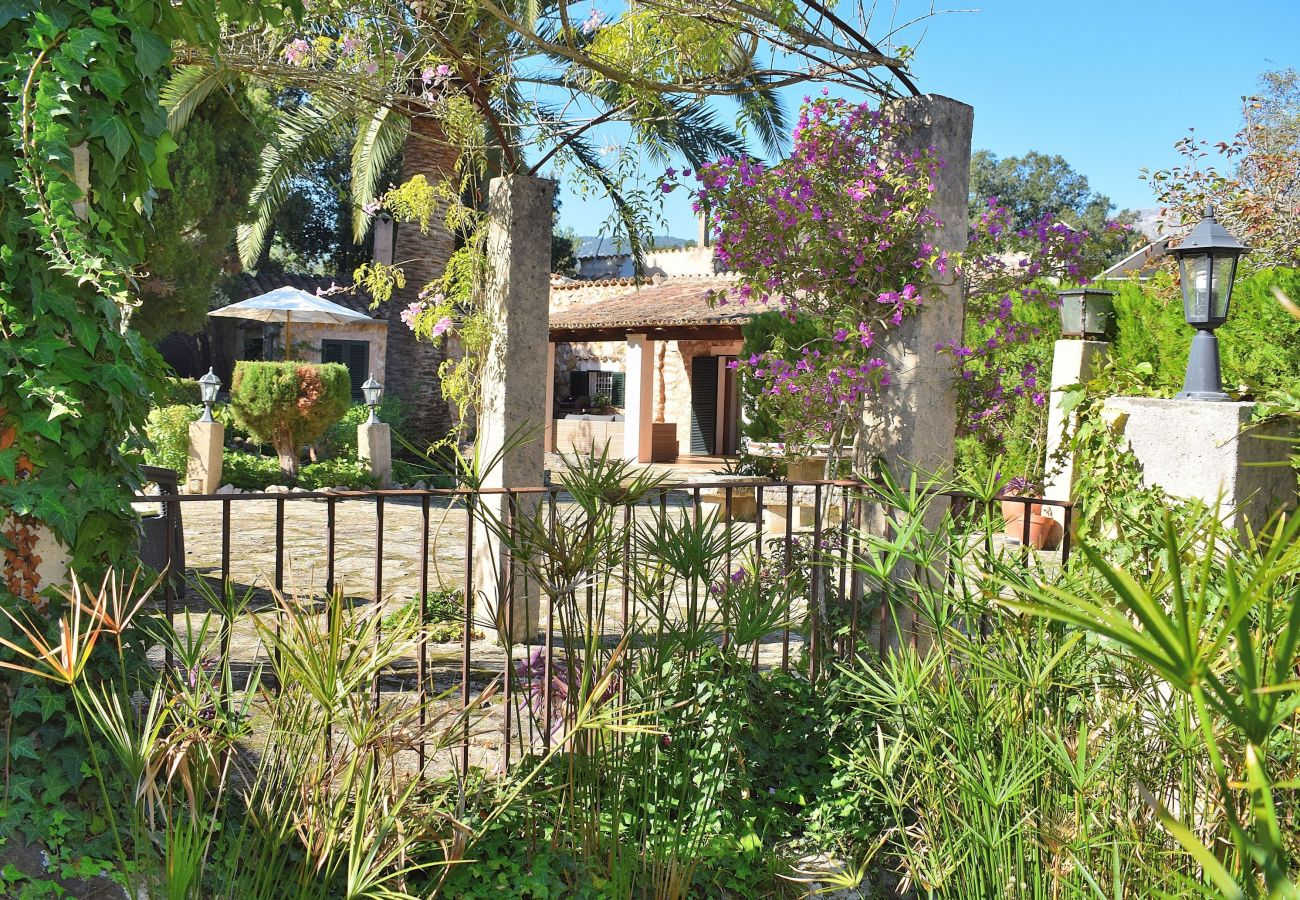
[0,0,298,878]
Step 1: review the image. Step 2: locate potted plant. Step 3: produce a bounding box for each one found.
[998,476,1063,551]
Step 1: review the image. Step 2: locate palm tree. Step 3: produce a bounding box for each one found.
[164,0,919,447]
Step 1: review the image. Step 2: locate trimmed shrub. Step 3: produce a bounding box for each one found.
[143,405,199,474]
[229,361,351,477]
[297,458,378,490]
[220,452,291,490]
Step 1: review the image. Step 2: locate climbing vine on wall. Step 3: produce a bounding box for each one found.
[0,0,299,586]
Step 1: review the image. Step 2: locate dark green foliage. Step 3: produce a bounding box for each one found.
[316,396,409,460]
[1100,267,1300,396]
[552,227,578,276]
[738,310,826,444]
[229,361,350,474]
[296,457,377,490]
[220,451,290,489]
[136,87,261,340]
[153,375,203,406]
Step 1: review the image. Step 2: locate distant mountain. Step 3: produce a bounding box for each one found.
[1131,207,1184,241]
[575,235,695,258]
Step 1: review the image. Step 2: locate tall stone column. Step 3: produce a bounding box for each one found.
[858,95,974,650]
[858,95,974,481]
[472,175,556,643]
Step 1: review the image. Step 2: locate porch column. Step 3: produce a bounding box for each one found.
[544,341,556,452]
[624,333,655,463]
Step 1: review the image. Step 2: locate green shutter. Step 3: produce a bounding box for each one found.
[611,372,626,407]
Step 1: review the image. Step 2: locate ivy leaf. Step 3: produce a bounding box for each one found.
[0,0,33,29]
[88,7,122,28]
[90,116,132,163]
[130,28,171,75]
[89,65,127,102]
[7,732,39,762]
[70,317,99,354]
[63,27,104,65]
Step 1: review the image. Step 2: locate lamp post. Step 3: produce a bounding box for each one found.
[1057,288,1114,339]
[361,375,383,424]
[198,367,221,423]
[1172,206,1250,401]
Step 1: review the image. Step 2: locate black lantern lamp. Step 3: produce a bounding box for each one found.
[361,374,383,424]
[1171,206,1250,401]
[198,367,221,423]
[1057,288,1114,339]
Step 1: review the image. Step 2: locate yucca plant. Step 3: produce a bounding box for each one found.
[833,472,1236,897]
[1005,507,1300,898]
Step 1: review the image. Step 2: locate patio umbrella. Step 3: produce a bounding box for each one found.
[208,286,375,360]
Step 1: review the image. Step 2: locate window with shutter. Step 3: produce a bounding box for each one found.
[610,372,626,407]
[320,340,370,401]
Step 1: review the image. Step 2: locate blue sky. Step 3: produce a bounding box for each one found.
[555,1,1299,238]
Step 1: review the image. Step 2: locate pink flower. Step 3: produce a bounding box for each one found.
[431,316,453,337]
[283,39,310,65]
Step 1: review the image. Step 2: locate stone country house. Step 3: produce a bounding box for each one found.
[547,270,777,464]
[171,224,768,465]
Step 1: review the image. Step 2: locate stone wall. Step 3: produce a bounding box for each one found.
[385,119,460,451]
[287,320,389,384]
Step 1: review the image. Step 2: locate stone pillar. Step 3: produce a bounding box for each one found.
[858,95,974,481]
[544,341,556,452]
[623,334,655,463]
[1102,398,1296,533]
[358,422,393,487]
[473,175,555,643]
[859,95,973,651]
[1044,340,1108,502]
[186,421,224,494]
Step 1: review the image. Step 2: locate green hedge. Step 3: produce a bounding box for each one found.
[738,310,826,445]
[1101,267,1300,396]
[317,396,410,461]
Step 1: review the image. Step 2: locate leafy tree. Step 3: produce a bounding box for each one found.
[136,86,262,340]
[1144,68,1300,272]
[229,361,351,477]
[552,225,578,276]
[969,150,1138,276]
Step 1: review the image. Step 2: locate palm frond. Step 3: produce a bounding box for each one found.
[237,101,352,268]
[350,105,409,243]
[161,65,235,133]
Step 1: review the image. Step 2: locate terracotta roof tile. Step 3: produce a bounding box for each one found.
[549,276,776,333]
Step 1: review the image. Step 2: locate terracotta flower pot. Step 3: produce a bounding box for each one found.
[1001,498,1063,551]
